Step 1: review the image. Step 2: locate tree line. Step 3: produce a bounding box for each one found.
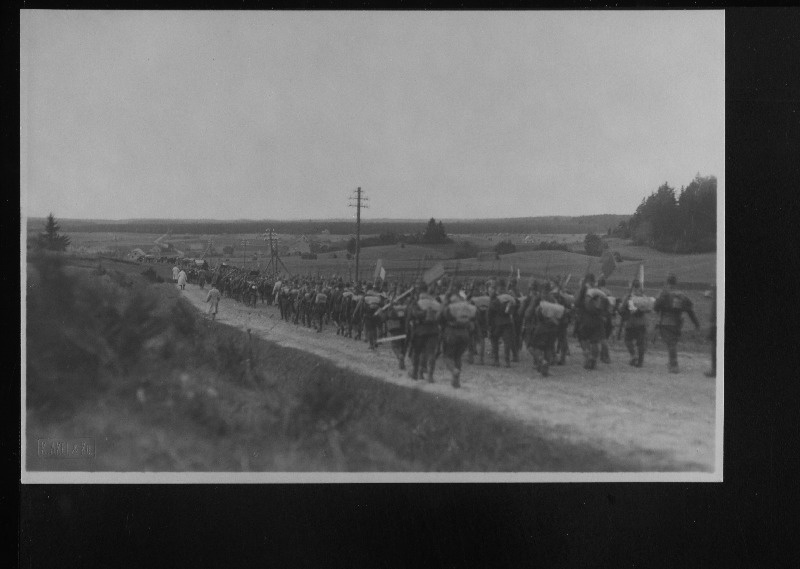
[612,174,716,253]
[40,214,629,237]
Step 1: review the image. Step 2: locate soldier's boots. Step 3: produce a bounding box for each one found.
[451,370,461,389]
[540,360,550,377]
[398,358,406,370]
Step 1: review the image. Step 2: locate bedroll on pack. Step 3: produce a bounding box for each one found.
[497,293,516,314]
[316,293,328,304]
[585,291,609,312]
[449,301,477,325]
[539,301,565,321]
[586,288,607,298]
[471,296,491,309]
[417,297,442,323]
[630,296,655,312]
[556,292,575,308]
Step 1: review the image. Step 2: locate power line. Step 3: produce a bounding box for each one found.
[348,187,369,283]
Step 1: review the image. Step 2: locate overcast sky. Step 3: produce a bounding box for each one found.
[21,11,724,221]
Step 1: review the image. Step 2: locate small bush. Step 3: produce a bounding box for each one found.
[141,267,164,283]
[453,240,479,260]
[494,240,516,255]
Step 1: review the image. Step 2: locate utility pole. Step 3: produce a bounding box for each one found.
[241,239,249,268]
[262,228,290,279]
[349,187,368,285]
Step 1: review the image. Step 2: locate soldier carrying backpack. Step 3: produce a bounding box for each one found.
[440,283,477,388]
[654,274,700,373]
[407,281,442,382]
[575,273,607,370]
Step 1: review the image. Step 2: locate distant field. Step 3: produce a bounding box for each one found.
[43,228,716,294]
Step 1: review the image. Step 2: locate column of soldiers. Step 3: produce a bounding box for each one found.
[197,263,713,383]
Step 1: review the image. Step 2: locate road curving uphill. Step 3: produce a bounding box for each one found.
[181,284,716,472]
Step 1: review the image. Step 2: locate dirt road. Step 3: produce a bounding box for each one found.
[181,285,717,471]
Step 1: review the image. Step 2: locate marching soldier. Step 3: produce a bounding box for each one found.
[468,283,491,365]
[249,282,259,308]
[407,281,442,382]
[205,283,221,321]
[553,283,575,365]
[439,283,477,388]
[314,283,329,333]
[704,284,717,378]
[488,279,518,367]
[362,286,384,349]
[654,274,700,373]
[618,279,651,367]
[518,280,539,353]
[350,285,365,340]
[383,295,409,370]
[524,282,563,377]
[575,273,607,370]
[508,278,524,360]
[596,276,616,364]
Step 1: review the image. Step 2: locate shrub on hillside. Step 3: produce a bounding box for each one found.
[494,240,516,255]
[453,240,479,259]
[141,266,164,283]
[531,240,570,252]
[584,233,604,256]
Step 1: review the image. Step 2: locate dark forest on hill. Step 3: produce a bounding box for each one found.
[611,175,717,253]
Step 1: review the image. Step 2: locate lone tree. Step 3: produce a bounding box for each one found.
[584,232,604,256]
[38,213,71,252]
[422,218,450,244]
[494,240,517,255]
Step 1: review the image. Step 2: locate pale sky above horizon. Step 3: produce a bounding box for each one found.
[21,10,724,221]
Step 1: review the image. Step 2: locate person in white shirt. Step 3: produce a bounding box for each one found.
[206,285,221,321]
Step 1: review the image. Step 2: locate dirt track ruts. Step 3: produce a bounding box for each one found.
[181,285,717,471]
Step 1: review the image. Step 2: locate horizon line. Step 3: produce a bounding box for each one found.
[25,214,630,223]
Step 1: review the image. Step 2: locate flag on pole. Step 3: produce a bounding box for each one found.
[517,267,521,280]
[373,259,383,280]
[379,266,386,281]
[638,263,645,289]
